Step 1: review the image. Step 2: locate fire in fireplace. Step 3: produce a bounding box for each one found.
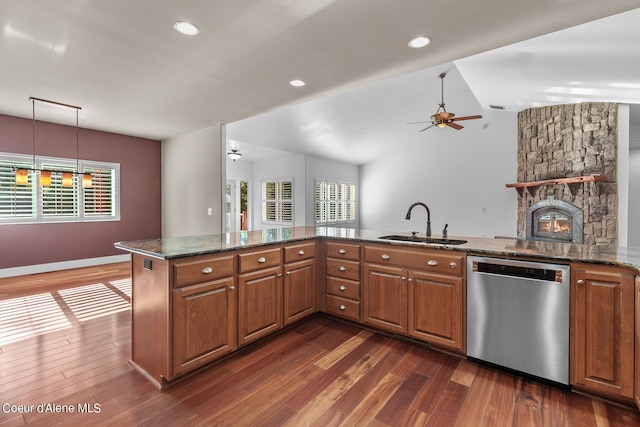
[526,199,583,243]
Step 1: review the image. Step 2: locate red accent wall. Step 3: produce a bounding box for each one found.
[0,114,161,269]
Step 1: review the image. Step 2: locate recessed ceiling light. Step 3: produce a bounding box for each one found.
[173,21,199,36]
[289,79,306,87]
[408,36,431,48]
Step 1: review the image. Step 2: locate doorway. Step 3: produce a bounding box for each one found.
[226,179,249,233]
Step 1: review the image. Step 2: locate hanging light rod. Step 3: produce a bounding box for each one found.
[29,97,81,111]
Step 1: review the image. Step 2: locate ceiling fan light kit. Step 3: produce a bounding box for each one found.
[410,72,482,132]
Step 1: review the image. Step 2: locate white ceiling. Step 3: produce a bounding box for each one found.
[1,1,639,161]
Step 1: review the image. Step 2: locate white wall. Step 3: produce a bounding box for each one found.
[305,155,360,228]
[360,108,518,238]
[162,125,222,237]
[251,153,306,230]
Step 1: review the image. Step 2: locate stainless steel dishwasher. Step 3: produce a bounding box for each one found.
[466,256,570,385]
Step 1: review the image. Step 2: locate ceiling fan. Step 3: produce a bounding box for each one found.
[409,72,482,131]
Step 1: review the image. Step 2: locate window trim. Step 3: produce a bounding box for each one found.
[314,178,356,226]
[0,152,120,224]
[261,178,294,226]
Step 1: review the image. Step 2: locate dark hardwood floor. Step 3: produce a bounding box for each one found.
[1,265,639,426]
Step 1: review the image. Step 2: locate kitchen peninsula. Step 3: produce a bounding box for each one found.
[115,226,640,410]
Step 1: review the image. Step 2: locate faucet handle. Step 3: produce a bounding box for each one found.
[411,231,419,238]
[442,224,448,239]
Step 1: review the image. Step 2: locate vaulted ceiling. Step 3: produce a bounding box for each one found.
[1,0,638,150]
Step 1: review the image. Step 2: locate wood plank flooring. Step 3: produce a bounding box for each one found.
[1,265,640,426]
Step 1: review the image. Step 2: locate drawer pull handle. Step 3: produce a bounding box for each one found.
[286,271,291,275]
[339,304,346,311]
[339,266,347,272]
[577,279,585,285]
[339,285,346,291]
[202,267,213,274]
[298,250,305,255]
[278,273,283,277]
[427,260,438,266]
[230,286,235,290]
[449,262,457,269]
[381,254,390,260]
[258,257,266,263]
[339,249,346,254]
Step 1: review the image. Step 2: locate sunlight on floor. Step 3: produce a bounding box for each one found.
[0,279,131,346]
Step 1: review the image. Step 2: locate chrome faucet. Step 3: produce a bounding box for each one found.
[405,202,431,237]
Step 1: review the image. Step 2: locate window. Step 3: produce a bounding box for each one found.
[0,152,120,224]
[261,179,293,225]
[315,180,356,225]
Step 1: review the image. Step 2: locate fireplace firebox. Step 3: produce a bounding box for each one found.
[526,199,583,244]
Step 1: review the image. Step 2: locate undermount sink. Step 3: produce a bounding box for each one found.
[377,234,468,246]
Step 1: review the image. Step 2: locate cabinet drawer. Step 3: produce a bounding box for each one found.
[326,276,360,300]
[326,295,360,321]
[365,245,464,276]
[326,258,360,281]
[326,242,361,261]
[173,255,235,287]
[239,247,282,273]
[284,242,316,263]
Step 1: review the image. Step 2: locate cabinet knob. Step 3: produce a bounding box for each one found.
[427,260,439,266]
[339,304,346,311]
[449,262,457,269]
[577,279,585,285]
[381,254,390,260]
[408,278,413,282]
[401,276,406,280]
[229,286,235,290]
[286,271,291,275]
[339,266,347,271]
[298,250,305,255]
[339,285,346,291]
[258,257,266,263]
[338,249,346,254]
[202,267,213,274]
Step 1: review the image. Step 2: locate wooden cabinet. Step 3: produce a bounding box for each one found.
[172,277,236,377]
[325,241,362,321]
[171,253,236,379]
[408,269,464,352]
[363,263,407,333]
[284,242,317,325]
[363,245,465,353]
[635,276,640,409]
[238,247,283,346]
[570,263,635,400]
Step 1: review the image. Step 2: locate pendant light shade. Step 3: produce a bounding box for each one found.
[40,170,51,186]
[62,172,74,187]
[15,169,28,185]
[82,173,92,188]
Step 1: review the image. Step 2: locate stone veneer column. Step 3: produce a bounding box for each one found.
[516,102,618,246]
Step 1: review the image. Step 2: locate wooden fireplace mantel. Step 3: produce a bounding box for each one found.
[505,174,607,189]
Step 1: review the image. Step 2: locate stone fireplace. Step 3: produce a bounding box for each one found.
[526,198,584,243]
[516,102,618,246]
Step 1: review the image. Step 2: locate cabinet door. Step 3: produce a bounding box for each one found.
[284,259,316,325]
[571,265,635,399]
[363,264,407,334]
[408,270,464,353]
[172,277,236,377]
[238,266,283,346]
[636,277,640,410]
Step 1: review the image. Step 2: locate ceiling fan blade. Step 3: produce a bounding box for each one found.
[406,121,430,124]
[419,124,436,132]
[451,115,483,121]
[447,122,463,130]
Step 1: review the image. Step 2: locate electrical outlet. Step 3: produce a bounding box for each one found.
[207,208,213,216]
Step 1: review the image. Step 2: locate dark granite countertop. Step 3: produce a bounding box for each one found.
[115,226,640,272]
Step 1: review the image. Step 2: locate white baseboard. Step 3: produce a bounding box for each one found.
[0,254,131,279]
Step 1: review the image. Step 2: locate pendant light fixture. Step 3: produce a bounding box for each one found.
[227,149,242,161]
[15,97,92,188]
